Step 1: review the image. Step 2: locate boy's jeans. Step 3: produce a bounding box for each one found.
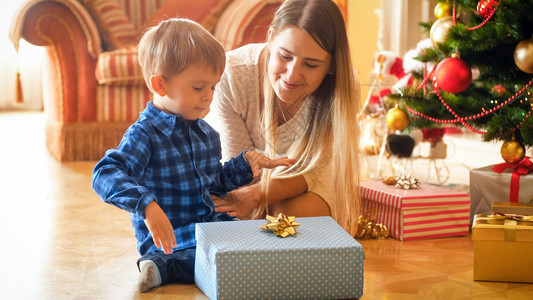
[138,247,196,284]
[137,215,237,285]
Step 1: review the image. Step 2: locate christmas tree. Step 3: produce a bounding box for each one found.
[387,0,533,164]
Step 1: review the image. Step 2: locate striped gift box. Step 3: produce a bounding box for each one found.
[360,181,470,241]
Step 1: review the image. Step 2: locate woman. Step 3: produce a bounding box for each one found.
[206,0,361,236]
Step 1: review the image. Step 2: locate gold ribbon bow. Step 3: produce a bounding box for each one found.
[395,173,421,190]
[355,212,389,239]
[260,213,300,238]
[475,213,533,241]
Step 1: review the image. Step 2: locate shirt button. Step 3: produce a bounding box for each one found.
[181,130,185,135]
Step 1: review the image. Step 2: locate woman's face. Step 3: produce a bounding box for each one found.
[268,26,332,104]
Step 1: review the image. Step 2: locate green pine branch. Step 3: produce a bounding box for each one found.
[389,0,533,149]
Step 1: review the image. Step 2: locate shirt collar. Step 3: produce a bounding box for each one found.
[144,102,208,137]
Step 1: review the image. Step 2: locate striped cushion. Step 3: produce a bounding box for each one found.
[83,0,139,50]
[114,0,166,32]
[96,85,152,122]
[95,45,144,85]
[213,0,283,51]
[201,0,235,32]
[143,0,232,32]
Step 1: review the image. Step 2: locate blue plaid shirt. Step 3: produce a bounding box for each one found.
[92,102,253,255]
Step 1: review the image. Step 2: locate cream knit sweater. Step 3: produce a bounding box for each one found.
[206,43,332,206]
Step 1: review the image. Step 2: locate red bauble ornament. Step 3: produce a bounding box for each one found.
[434,57,472,93]
[491,84,506,96]
[477,0,499,18]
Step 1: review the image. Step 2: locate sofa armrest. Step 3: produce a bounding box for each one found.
[9,0,102,122]
[10,0,102,57]
[213,0,282,50]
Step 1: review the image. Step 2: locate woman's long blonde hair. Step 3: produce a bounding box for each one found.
[259,0,361,236]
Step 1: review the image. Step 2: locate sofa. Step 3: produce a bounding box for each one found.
[9,0,283,161]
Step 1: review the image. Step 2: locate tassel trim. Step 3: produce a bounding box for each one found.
[16,72,24,103]
[45,120,131,161]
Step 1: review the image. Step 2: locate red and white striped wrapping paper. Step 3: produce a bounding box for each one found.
[360,181,471,241]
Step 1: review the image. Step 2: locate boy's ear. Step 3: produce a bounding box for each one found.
[150,75,166,97]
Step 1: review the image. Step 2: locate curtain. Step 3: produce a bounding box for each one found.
[379,0,434,57]
[0,2,44,111]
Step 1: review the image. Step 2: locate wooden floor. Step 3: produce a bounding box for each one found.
[1,111,532,299]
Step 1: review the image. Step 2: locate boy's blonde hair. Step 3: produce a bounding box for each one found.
[138,18,226,91]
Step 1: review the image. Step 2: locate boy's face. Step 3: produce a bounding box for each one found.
[155,64,222,120]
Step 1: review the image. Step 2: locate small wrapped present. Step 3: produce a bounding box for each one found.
[360,181,470,241]
[491,201,533,216]
[194,216,364,300]
[470,160,533,224]
[472,213,533,283]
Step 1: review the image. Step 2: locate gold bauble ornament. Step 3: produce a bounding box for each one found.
[514,38,533,74]
[434,2,453,19]
[430,16,455,47]
[500,139,525,164]
[386,106,409,131]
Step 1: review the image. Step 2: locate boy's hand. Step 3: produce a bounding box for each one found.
[144,201,176,255]
[244,151,297,178]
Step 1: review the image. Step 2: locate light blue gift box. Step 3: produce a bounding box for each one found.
[195,216,365,300]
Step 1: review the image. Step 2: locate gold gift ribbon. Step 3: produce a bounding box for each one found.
[505,219,517,242]
[260,213,300,238]
[355,211,389,239]
[475,214,533,242]
[395,173,421,190]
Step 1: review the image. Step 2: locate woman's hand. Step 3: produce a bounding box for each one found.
[144,201,176,254]
[244,151,297,178]
[213,185,261,219]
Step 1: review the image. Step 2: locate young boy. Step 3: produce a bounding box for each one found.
[92,18,295,292]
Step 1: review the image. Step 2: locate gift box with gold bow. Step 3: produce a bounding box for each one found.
[470,159,533,224]
[472,213,533,283]
[194,216,364,300]
[360,181,470,241]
